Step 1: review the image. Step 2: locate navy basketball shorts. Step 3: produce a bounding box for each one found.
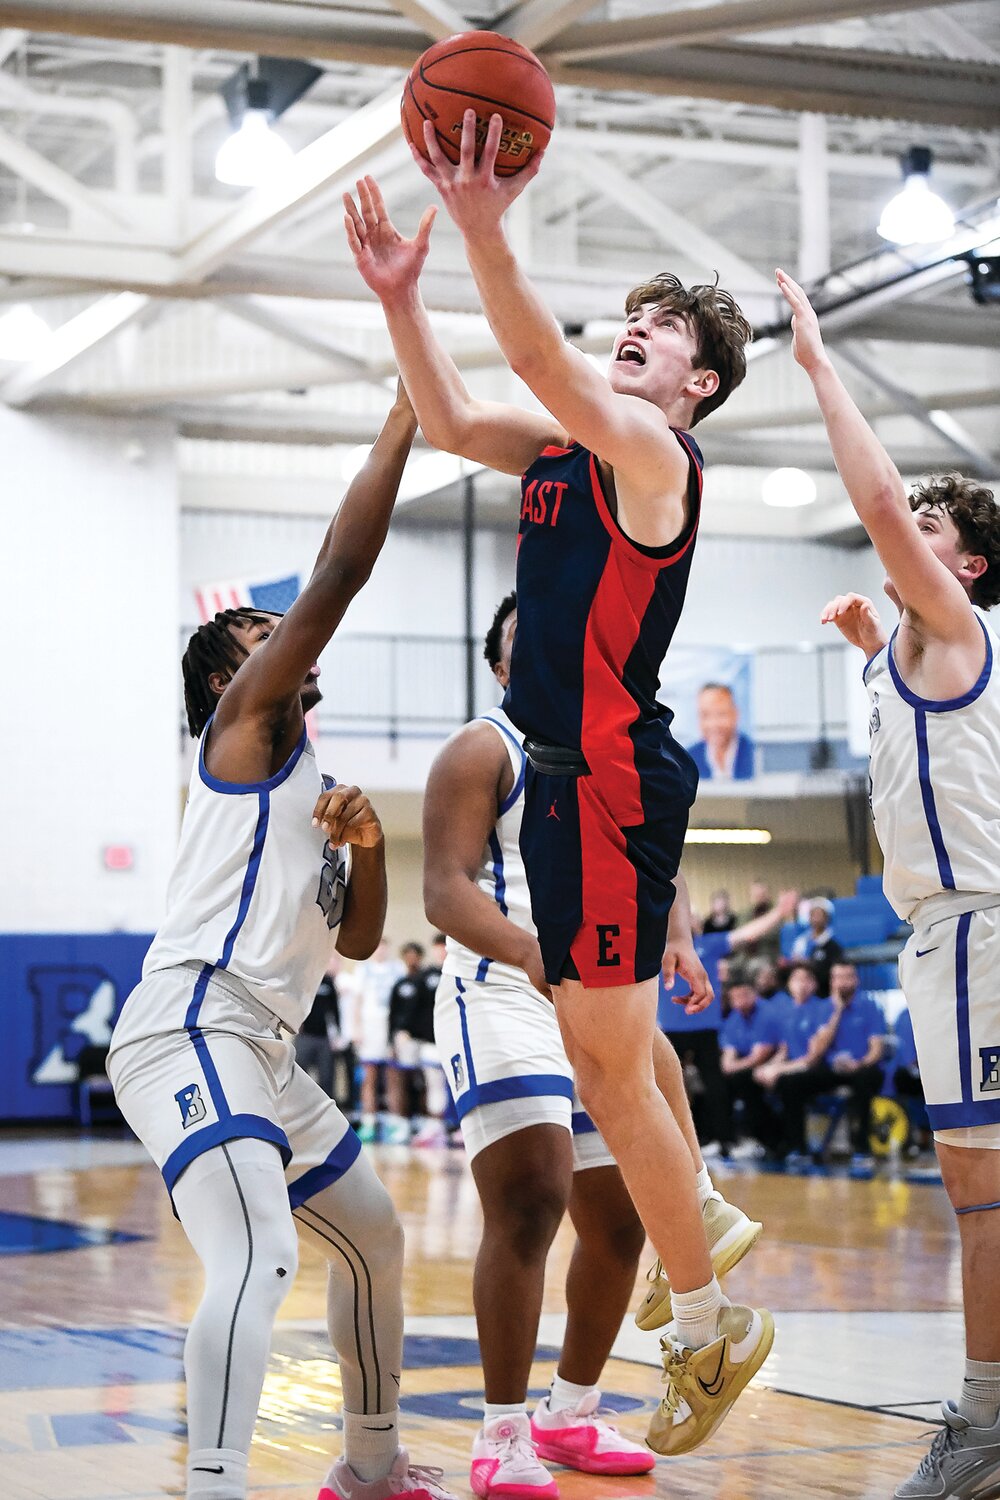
[519,762,688,988]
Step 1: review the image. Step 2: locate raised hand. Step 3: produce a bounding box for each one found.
[312,783,384,848]
[412,108,543,242]
[821,593,888,656]
[343,175,436,303]
[775,267,828,376]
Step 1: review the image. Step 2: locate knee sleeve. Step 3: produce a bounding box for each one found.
[293,1148,404,1415]
[173,1138,297,1456]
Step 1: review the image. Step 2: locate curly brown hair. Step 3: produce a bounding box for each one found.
[624,272,753,426]
[909,473,1000,609]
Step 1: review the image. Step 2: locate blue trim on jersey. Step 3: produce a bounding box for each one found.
[182,964,230,1120]
[956,910,973,1106]
[452,1073,575,1122]
[221,794,270,966]
[475,956,491,983]
[198,717,308,795]
[914,711,956,890]
[863,644,887,683]
[887,618,992,712]
[488,831,509,916]
[571,1111,598,1136]
[287,1127,362,1208]
[477,711,526,815]
[162,1114,292,1194]
[928,1099,1000,1129]
[453,978,478,1093]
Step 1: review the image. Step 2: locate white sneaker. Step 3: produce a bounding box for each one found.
[320,1448,459,1500]
[700,1141,723,1159]
[728,1139,767,1162]
[470,1413,558,1500]
[531,1391,654,1475]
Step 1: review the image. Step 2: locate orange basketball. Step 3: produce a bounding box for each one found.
[402,31,555,178]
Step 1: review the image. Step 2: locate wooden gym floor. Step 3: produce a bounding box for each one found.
[0,1135,962,1500]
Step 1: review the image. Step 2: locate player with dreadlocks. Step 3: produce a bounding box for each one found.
[108,383,460,1500]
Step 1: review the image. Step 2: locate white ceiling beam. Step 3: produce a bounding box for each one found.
[834,342,997,479]
[712,384,1000,434]
[0,290,150,406]
[545,0,985,64]
[905,7,1000,65]
[161,46,192,244]
[385,0,470,42]
[175,92,408,283]
[0,29,26,65]
[503,0,605,52]
[0,122,133,229]
[0,73,138,193]
[218,296,386,386]
[555,143,772,291]
[797,113,829,282]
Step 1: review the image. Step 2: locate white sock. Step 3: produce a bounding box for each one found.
[959,1359,1000,1428]
[671,1276,728,1350]
[342,1409,400,1482]
[483,1401,528,1424]
[694,1165,715,1207]
[547,1374,596,1413]
[187,1448,247,1499]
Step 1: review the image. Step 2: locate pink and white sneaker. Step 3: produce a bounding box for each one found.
[471,1413,559,1500]
[531,1392,656,1476]
[320,1448,459,1500]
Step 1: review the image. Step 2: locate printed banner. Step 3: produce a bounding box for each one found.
[660,646,755,782]
[194,573,301,624]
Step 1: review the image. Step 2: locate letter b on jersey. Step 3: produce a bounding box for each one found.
[175,1083,207,1128]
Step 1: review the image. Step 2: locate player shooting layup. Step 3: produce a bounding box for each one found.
[108,388,457,1500]
[345,111,772,1454]
[777,268,1000,1500]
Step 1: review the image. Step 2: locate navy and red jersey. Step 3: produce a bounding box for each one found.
[504,431,704,825]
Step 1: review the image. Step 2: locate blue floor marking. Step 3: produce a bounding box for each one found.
[0,1210,146,1256]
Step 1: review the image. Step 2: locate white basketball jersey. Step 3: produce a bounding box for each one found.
[865,616,1000,920]
[143,723,349,1031]
[443,708,535,988]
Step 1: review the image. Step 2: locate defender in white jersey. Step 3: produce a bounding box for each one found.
[108,385,456,1500]
[424,595,762,1499]
[778,267,1000,1500]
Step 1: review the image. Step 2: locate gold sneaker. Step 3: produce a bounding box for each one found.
[634,1193,763,1332]
[645,1304,775,1457]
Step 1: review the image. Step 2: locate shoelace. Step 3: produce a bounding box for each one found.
[402,1463,449,1495]
[491,1428,539,1468]
[646,1259,664,1286]
[913,1422,963,1480]
[659,1343,690,1418]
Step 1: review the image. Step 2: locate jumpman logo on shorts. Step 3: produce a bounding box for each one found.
[547,800,559,820]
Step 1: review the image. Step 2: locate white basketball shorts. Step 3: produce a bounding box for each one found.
[434,971,614,1169]
[108,962,361,1199]
[393,1034,440,1069]
[898,897,1000,1148]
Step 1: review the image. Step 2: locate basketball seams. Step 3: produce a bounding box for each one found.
[403,75,462,164]
[415,76,554,135]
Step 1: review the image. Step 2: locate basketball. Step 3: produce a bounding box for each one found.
[402,30,556,178]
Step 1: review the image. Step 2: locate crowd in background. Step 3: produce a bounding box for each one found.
[287,878,927,1167]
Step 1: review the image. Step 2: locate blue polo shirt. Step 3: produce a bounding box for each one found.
[893,1006,918,1071]
[658,932,727,1034]
[720,1002,780,1059]
[829,991,885,1062]
[776,994,834,1062]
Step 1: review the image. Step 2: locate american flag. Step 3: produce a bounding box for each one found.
[194,574,301,624]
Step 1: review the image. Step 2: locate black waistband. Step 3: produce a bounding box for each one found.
[523,738,591,777]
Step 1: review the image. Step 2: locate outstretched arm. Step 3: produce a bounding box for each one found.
[728,889,799,951]
[344,177,560,475]
[423,723,551,999]
[208,385,417,781]
[776,269,981,651]
[413,112,690,525]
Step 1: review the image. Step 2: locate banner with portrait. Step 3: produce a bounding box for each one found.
[659,646,755,782]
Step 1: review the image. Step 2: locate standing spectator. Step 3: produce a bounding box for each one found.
[687,682,755,781]
[355,936,405,1143]
[737,881,782,967]
[295,949,341,1097]
[385,942,426,1142]
[703,890,737,935]
[325,952,360,1121]
[792,897,844,997]
[719,980,780,1158]
[396,937,450,1146]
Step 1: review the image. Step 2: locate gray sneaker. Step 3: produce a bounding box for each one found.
[894,1401,1000,1498]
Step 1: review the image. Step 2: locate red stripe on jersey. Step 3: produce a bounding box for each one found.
[587,449,699,570]
[570,778,639,986]
[540,444,574,459]
[581,546,657,826]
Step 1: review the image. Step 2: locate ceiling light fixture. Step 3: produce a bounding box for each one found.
[216,79,293,188]
[877,146,955,246]
[684,829,772,845]
[761,467,817,508]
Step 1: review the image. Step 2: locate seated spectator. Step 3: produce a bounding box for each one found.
[791,897,844,997]
[703,889,737,934]
[758,961,885,1162]
[660,890,798,1157]
[719,980,780,1158]
[746,957,787,1003]
[892,1004,931,1154]
[736,880,782,966]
